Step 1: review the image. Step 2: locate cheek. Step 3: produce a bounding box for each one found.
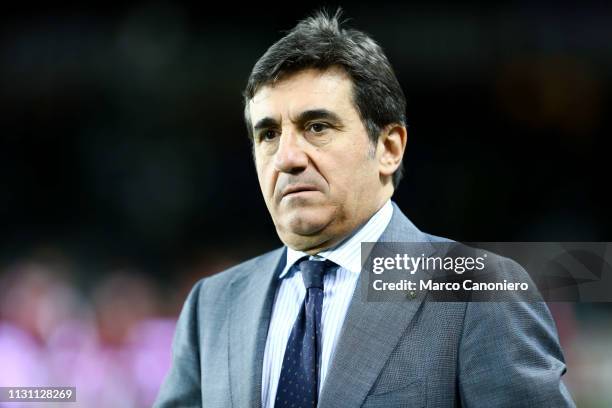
[342,149,375,177]
[338,153,378,194]
[255,159,275,198]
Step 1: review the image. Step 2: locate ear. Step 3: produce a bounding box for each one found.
[377,123,407,178]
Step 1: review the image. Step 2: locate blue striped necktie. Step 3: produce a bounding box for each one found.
[274,259,333,408]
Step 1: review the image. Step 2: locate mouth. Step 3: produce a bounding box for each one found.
[281,184,320,199]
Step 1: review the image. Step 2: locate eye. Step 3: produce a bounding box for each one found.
[259,129,278,141]
[307,122,329,133]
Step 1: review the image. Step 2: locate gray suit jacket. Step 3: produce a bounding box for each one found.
[154,203,575,407]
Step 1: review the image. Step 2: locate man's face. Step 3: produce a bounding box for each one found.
[248,67,391,252]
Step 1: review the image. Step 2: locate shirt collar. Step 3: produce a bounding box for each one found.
[280,199,394,279]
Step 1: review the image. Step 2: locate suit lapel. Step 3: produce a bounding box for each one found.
[228,248,285,408]
[318,203,436,408]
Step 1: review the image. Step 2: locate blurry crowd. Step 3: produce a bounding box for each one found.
[0,247,236,408]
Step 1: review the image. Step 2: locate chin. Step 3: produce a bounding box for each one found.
[276,207,335,241]
[286,212,330,235]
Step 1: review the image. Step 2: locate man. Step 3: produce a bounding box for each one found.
[155,10,575,408]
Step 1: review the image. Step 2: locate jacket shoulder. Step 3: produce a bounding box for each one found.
[190,246,285,299]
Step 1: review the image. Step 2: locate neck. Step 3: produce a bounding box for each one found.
[292,194,392,255]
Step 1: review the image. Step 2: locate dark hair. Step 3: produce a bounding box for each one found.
[243,8,407,188]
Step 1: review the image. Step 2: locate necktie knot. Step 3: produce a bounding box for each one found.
[299,259,330,290]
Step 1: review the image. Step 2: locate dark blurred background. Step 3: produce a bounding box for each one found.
[1,1,611,407]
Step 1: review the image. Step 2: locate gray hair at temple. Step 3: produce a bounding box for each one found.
[242,8,407,189]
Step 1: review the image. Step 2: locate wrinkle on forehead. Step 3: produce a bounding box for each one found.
[253,66,350,100]
[249,67,354,122]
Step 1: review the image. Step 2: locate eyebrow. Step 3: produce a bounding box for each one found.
[253,109,343,131]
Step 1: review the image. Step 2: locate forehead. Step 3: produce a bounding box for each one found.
[249,67,356,122]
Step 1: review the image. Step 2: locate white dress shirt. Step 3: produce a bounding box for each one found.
[261,200,393,408]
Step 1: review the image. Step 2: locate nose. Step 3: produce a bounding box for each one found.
[274,131,308,174]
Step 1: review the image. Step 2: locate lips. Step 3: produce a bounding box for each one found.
[281,184,319,198]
